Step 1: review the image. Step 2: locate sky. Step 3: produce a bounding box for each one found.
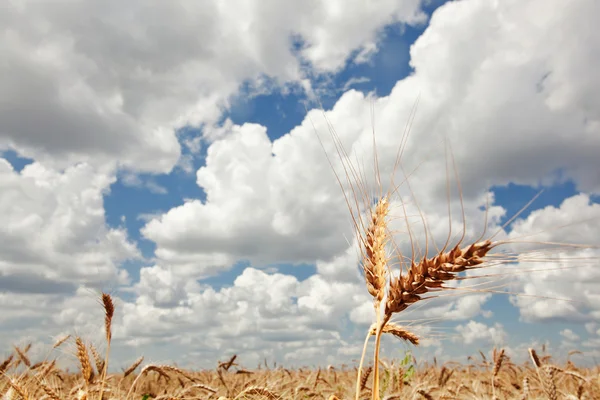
[1,0,600,371]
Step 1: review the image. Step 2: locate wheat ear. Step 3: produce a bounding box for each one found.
[492,348,505,398]
[5,377,30,400]
[384,240,495,319]
[97,292,114,400]
[233,386,281,399]
[123,356,144,378]
[52,335,71,349]
[355,196,390,400]
[13,346,31,368]
[75,337,94,387]
[529,348,557,400]
[363,237,493,400]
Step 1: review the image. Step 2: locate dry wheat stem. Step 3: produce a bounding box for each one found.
[355,327,373,400]
[125,364,168,400]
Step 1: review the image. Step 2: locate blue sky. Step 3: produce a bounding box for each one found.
[1,0,599,370]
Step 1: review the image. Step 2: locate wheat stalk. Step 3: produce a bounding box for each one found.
[97,292,114,400]
[492,348,505,398]
[37,360,56,380]
[0,355,14,375]
[123,356,144,378]
[125,364,197,400]
[52,335,71,349]
[529,348,557,400]
[13,346,31,369]
[39,382,61,400]
[89,344,104,376]
[234,386,281,399]
[5,377,29,400]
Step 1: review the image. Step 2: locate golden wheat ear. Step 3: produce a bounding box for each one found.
[122,356,144,378]
[529,348,558,400]
[75,337,94,384]
[94,292,114,400]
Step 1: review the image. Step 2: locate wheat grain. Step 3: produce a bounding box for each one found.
[13,346,31,368]
[75,337,94,385]
[191,383,218,393]
[101,293,114,343]
[39,382,60,400]
[234,386,281,399]
[492,348,505,398]
[363,197,390,304]
[37,360,56,380]
[123,356,144,378]
[0,354,14,375]
[360,366,372,392]
[385,240,495,319]
[367,323,419,345]
[5,377,29,400]
[52,335,70,349]
[219,354,238,371]
[89,344,104,376]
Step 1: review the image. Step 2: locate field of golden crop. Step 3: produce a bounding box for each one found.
[1,327,598,400]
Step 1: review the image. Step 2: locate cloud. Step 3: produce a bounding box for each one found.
[454,321,507,346]
[425,294,493,321]
[120,171,168,194]
[560,329,580,342]
[342,77,371,91]
[116,265,365,367]
[0,160,139,292]
[505,195,600,323]
[0,0,425,173]
[405,0,600,194]
[141,122,353,277]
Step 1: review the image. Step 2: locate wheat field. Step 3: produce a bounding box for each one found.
[1,322,598,399]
